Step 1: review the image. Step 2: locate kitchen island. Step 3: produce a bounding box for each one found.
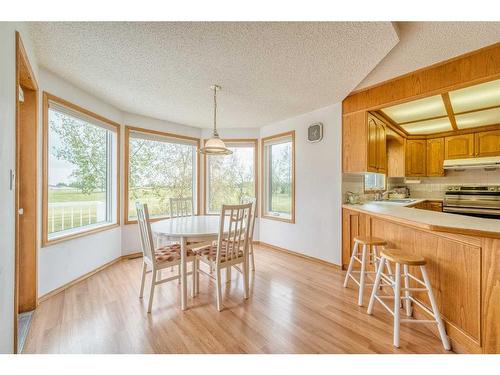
[342,201,500,353]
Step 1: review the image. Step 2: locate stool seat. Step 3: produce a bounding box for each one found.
[353,236,387,246]
[380,249,426,266]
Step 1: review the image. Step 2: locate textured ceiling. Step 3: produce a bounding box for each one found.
[357,22,500,90]
[29,22,399,128]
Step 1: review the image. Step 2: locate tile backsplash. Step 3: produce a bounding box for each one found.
[343,169,500,202]
[389,169,500,199]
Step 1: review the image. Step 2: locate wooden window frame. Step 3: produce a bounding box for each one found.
[203,138,259,216]
[261,131,296,224]
[42,92,121,247]
[124,126,201,224]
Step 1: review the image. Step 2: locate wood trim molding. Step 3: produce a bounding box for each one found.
[14,30,39,354]
[37,252,143,303]
[202,138,259,216]
[124,125,201,224]
[42,92,121,247]
[260,130,296,224]
[441,93,458,130]
[343,42,500,115]
[255,241,341,269]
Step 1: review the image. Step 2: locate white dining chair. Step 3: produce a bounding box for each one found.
[241,197,257,271]
[155,197,194,248]
[136,202,198,312]
[194,203,252,311]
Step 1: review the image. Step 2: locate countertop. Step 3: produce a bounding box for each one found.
[343,198,500,239]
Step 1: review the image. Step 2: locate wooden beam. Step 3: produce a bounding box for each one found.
[442,93,458,130]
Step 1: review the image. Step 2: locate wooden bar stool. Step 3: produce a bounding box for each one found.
[367,248,451,350]
[343,235,390,306]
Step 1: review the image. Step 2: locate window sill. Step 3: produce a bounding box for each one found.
[42,222,120,247]
[261,214,295,224]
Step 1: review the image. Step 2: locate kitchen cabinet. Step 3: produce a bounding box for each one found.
[475,129,500,157]
[343,111,387,173]
[426,138,445,176]
[387,131,406,177]
[409,200,443,212]
[444,134,475,159]
[405,139,426,177]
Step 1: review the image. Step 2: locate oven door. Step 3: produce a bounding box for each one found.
[444,193,500,210]
[443,205,500,218]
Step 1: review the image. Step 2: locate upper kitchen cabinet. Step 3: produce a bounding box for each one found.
[343,111,387,173]
[386,129,405,177]
[405,139,426,177]
[426,138,445,176]
[444,134,475,159]
[475,129,500,157]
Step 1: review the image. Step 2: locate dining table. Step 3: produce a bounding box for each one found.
[150,215,231,310]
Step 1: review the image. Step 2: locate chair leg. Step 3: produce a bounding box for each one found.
[367,257,385,315]
[243,260,249,299]
[358,244,368,306]
[147,270,156,313]
[216,268,223,312]
[372,245,378,275]
[191,260,197,298]
[393,263,401,348]
[403,264,412,317]
[178,264,181,284]
[343,241,359,287]
[421,265,451,351]
[226,265,232,283]
[139,261,147,298]
[194,258,200,295]
[250,242,256,271]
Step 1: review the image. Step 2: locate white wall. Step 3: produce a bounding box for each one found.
[259,103,343,265]
[0,23,39,353]
[37,68,124,296]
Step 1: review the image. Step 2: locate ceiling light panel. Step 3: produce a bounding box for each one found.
[381,95,447,124]
[449,79,500,113]
[401,117,453,135]
[455,107,500,129]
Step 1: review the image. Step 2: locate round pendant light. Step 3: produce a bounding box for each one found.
[199,84,232,155]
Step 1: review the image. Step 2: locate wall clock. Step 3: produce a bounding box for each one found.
[307,122,323,143]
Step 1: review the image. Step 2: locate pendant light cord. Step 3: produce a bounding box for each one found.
[213,85,219,137]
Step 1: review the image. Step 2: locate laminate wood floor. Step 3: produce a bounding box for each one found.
[23,245,450,354]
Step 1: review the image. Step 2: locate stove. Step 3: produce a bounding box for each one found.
[443,185,500,219]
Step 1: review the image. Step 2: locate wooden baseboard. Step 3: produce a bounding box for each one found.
[38,252,144,303]
[254,241,341,270]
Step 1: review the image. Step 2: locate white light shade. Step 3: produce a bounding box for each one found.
[455,107,500,129]
[400,117,452,135]
[449,79,500,113]
[381,95,446,124]
[200,136,233,155]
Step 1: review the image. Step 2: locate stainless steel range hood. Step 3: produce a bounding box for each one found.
[443,156,500,171]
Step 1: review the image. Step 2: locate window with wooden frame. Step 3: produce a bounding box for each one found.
[204,139,258,215]
[42,92,120,246]
[125,126,200,223]
[364,173,386,192]
[261,131,295,223]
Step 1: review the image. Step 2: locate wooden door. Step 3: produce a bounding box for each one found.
[405,139,426,177]
[376,119,387,173]
[426,138,445,176]
[445,134,475,159]
[15,32,39,353]
[475,130,500,157]
[367,115,378,172]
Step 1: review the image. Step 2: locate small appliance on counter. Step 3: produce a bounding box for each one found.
[345,191,361,205]
[443,185,500,219]
[388,186,410,199]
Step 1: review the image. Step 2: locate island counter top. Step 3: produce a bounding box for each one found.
[343,201,500,239]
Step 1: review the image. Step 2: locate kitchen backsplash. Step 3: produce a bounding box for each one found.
[389,169,500,199]
[343,169,500,202]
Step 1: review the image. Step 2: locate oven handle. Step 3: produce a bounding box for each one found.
[443,206,500,216]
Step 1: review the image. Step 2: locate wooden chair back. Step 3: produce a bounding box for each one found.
[170,197,194,218]
[136,202,156,266]
[216,203,252,265]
